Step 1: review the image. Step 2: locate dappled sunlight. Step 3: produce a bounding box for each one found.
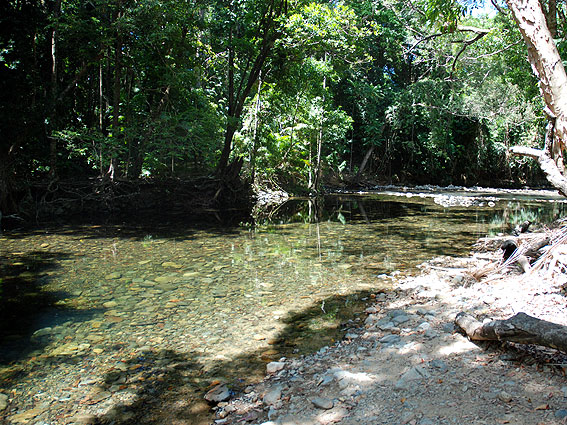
[1,194,565,423]
[437,337,483,357]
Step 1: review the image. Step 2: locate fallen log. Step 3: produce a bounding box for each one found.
[455,312,567,353]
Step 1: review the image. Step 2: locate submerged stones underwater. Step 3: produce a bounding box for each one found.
[0,192,565,424]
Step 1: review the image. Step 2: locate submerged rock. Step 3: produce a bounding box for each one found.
[0,393,8,410]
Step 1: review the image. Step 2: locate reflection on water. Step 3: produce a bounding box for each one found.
[0,193,564,423]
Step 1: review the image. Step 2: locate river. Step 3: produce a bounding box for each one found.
[0,190,564,424]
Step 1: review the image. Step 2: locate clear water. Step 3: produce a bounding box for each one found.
[0,193,564,423]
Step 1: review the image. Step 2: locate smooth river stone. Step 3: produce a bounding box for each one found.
[103,301,118,308]
[0,393,8,410]
[155,275,176,284]
[105,272,122,280]
[162,261,182,268]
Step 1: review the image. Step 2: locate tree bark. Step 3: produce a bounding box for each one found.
[47,0,62,179]
[456,312,567,353]
[107,0,122,181]
[506,0,567,194]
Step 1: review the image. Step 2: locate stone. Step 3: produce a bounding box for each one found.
[105,272,122,280]
[395,366,430,389]
[388,309,407,318]
[442,322,456,333]
[392,314,410,325]
[379,334,401,345]
[73,414,97,424]
[103,301,118,308]
[555,409,567,419]
[10,407,44,423]
[333,370,373,389]
[497,391,512,403]
[266,361,285,374]
[0,393,8,410]
[155,275,176,284]
[311,397,334,410]
[365,306,379,314]
[162,261,182,268]
[205,384,231,403]
[263,385,282,405]
[31,327,52,339]
[316,407,348,424]
[429,359,448,373]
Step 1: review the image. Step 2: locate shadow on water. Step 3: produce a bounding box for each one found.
[1,193,566,423]
[87,285,567,425]
[82,289,378,425]
[1,206,251,242]
[0,251,100,366]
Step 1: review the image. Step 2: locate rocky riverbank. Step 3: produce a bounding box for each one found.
[213,237,567,425]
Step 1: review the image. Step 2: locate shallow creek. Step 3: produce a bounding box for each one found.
[0,193,564,424]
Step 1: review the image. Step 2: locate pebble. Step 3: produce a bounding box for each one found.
[263,385,283,405]
[429,359,448,373]
[267,362,285,374]
[311,397,334,410]
[105,272,122,279]
[316,407,348,424]
[0,393,8,410]
[379,334,401,345]
[364,314,379,326]
[497,391,513,403]
[73,413,97,424]
[395,366,430,389]
[205,384,231,403]
[392,314,410,325]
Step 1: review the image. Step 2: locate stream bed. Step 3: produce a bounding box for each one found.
[0,191,565,424]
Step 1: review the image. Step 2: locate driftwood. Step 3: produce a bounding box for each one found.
[455,312,567,353]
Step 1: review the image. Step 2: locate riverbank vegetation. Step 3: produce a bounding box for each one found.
[2,0,567,218]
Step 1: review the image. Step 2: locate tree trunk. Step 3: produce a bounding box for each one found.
[107,0,122,181]
[48,0,61,179]
[456,312,567,353]
[506,0,567,194]
[312,65,327,194]
[0,154,17,214]
[541,0,557,37]
[250,71,262,183]
[216,0,285,178]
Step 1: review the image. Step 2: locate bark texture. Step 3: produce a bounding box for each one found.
[455,312,567,353]
[506,0,567,193]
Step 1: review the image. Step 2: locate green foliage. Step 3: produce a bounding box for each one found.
[0,0,553,208]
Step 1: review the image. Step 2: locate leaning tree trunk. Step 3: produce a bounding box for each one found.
[506,0,567,194]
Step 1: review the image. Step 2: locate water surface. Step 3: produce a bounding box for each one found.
[0,193,564,423]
